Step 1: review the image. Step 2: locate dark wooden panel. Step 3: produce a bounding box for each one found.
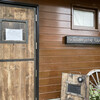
[39,62,100,71]
[38,0,100,99]
[71,0,99,6]
[39,34,100,44]
[39,68,98,78]
[39,68,98,95]
[40,56,100,64]
[39,19,71,28]
[39,77,61,86]
[38,0,68,6]
[40,41,66,49]
[39,12,71,21]
[39,67,98,85]
[39,68,95,88]
[39,34,65,42]
[39,5,71,14]
[40,27,99,35]
[40,41,100,49]
[40,49,100,56]
[39,92,60,100]
[39,85,61,93]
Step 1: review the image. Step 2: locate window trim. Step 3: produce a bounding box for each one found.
[0,19,28,43]
[72,5,98,31]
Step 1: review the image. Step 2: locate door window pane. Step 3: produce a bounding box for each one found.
[5,29,23,41]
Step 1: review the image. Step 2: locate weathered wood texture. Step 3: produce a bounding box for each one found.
[0,61,34,100]
[0,5,34,59]
[0,4,35,100]
[61,73,89,100]
[7,0,100,99]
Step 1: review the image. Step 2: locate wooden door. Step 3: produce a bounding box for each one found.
[0,3,36,100]
[61,73,89,100]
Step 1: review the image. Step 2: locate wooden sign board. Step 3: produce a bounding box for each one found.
[65,36,100,45]
[61,73,89,100]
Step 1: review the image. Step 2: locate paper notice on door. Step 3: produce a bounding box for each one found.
[5,29,23,41]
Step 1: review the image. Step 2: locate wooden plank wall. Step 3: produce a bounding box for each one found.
[8,0,100,99]
[38,0,100,99]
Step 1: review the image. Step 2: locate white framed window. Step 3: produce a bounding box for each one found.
[72,6,98,30]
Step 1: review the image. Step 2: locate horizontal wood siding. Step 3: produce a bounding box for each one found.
[39,0,100,100]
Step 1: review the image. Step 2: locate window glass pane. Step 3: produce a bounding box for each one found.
[74,9,94,27]
[5,29,23,41]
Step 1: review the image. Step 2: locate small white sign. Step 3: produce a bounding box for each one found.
[5,29,23,41]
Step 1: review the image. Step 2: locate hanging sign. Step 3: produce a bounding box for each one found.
[61,73,89,100]
[65,36,100,45]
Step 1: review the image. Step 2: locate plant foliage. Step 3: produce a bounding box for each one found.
[89,85,100,100]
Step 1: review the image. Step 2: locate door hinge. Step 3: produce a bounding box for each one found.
[35,14,37,22]
[35,97,37,100]
[35,69,38,77]
[36,42,37,50]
